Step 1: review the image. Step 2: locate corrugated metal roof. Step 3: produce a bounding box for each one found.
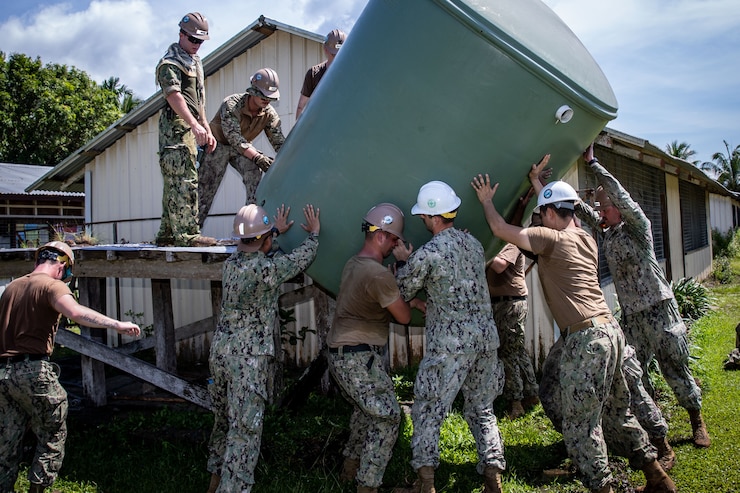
[26,16,323,193]
[603,126,735,198]
[0,162,83,196]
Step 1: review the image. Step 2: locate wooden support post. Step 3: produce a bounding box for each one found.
[56,329,211,409]
[151,278,177,373]
[76,277,108,406]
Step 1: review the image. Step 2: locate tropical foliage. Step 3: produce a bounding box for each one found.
[0,52,123,165]
[665,140,699,165]
[102,76,143,113]
[701,140,740,192]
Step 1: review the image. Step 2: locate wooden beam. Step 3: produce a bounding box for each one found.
[77,277,108,406]
[56,329,211,409]
[152,278,177,373]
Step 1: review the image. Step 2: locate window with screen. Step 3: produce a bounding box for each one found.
[679,180,708,253]
[579,154,667,283]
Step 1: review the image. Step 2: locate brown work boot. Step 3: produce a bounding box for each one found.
[635,459,677,493]
[357,486,378,493]
[651,436,676,471]
[339,457,360,483]
[522,394,540,409]
[689,409,711,448]
[206,473,221,493]
[392,466,436,493]
[191,235,217,247]
[507,400,525,419]
[483,465,503,493]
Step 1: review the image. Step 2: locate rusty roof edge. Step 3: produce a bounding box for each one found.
[601,126,736,198]
[26,16,323,193]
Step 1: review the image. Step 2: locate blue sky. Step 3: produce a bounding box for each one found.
[1,0,738,165]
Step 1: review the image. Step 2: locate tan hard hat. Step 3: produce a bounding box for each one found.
[249,68,280,100]
[233,204,274,252]
[324,29,347,55]
[593,186,614,211]
[179,12,210,40]
[36,241,75,266]
[364,203,405,241]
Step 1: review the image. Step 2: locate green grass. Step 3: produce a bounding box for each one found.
[13,256,740,492]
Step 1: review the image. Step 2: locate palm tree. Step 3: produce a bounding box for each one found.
[665,140,699,165]
[102,76,142,113]
[701,140,740,192]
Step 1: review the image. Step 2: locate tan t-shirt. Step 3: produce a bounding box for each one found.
[0,272,72,357]
[327,256,401,347]
[526,226,610,328]
[486,242,527,298]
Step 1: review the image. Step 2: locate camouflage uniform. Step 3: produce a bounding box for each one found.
[528,225,655,491]
[327,256,404,488]
[577,160,702,412]
[155,43,208,246]
[198,91,285,226]
[395,227,506,475]
[1,273,73,491]
[538,319,656,490]
[207,234,319,493]
[540,340,667,440]
[492,299,538,402]
[328,349,400,487]
[0,360,68,491]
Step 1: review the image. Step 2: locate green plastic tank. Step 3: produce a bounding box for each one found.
[258,0,617,297]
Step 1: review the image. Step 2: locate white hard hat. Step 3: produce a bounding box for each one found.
[411,180,461,217]
[537,181,579,210]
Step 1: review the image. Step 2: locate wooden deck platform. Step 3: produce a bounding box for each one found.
[1,244,238,410]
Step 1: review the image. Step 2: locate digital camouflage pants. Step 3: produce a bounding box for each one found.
[0,360,68,491]
[538,320,655,491]
[197,144,262,227]
[207,353,270,493]
[622,298,702,412]
[541,340,668,441]
[328,349,401,488]
[409,351,506,475]
[157,114,201,246]
[491,299,538,402]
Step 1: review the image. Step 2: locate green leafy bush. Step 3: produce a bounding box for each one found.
[713,255,733,284]
[671,277,711,320]
[712,228,740,259]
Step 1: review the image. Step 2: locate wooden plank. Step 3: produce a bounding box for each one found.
[76,277,108,406]
[56,329,211,409]
[74,251,226,280]
[151,279,177,373]
[1,247,232,280]
[408,325,426,366]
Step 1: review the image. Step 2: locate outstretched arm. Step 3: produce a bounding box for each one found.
[471,174,532,252]
[54,294,141,337]
[528,154,551,196]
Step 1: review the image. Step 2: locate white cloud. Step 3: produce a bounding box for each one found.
[1,0,738,163]
[0,0,370,98]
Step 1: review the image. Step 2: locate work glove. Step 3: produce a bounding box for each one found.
[253,153,274,173]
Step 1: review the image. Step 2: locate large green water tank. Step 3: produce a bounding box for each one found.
[258,0,617,297]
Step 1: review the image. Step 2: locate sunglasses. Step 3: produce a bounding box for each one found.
[181,30,204,45]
